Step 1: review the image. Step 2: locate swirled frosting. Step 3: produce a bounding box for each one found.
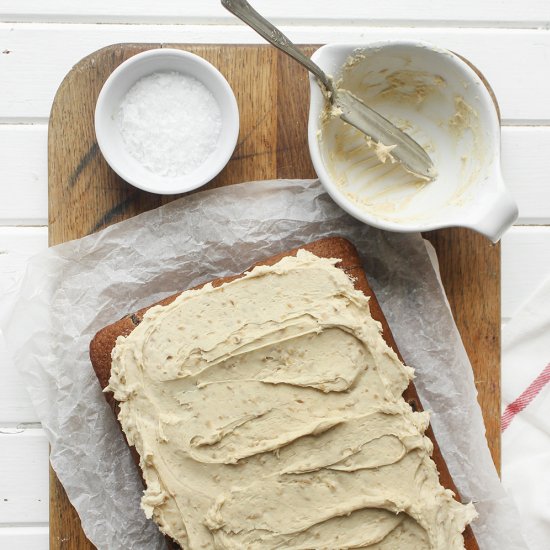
[108,250,476,549]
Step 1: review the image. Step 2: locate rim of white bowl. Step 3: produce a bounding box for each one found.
[95,48,239,195]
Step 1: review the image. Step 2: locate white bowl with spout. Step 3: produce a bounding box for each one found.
[308,41,518,242]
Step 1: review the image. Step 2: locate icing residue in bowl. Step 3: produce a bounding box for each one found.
[318,49,489,224]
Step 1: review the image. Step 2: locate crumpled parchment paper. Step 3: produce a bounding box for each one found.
[3,179,526,549]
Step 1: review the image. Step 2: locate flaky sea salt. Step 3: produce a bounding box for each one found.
[116,71,222,177]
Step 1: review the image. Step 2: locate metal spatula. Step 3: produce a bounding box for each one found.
[221,0,436,181]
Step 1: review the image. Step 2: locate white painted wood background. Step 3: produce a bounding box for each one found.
[1,1,549,547]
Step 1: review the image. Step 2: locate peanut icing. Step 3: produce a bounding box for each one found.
[108,250,476,549]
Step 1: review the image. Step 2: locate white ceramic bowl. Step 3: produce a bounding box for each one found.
[308,41,518,242]
[95,48,239,195]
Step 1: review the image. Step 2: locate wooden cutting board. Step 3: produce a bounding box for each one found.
[48,43,501,549]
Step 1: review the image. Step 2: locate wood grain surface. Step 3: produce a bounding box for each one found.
[48,43,500,549]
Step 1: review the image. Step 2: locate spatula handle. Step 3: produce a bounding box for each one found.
[221,0,333,92]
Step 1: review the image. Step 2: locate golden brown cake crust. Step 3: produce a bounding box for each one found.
[89,236,478,550]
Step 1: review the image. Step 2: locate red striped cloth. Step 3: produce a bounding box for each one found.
[501,361,550,432]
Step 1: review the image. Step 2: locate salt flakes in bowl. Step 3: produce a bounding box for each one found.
[95,49,239,195]
[116,72,222,178]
